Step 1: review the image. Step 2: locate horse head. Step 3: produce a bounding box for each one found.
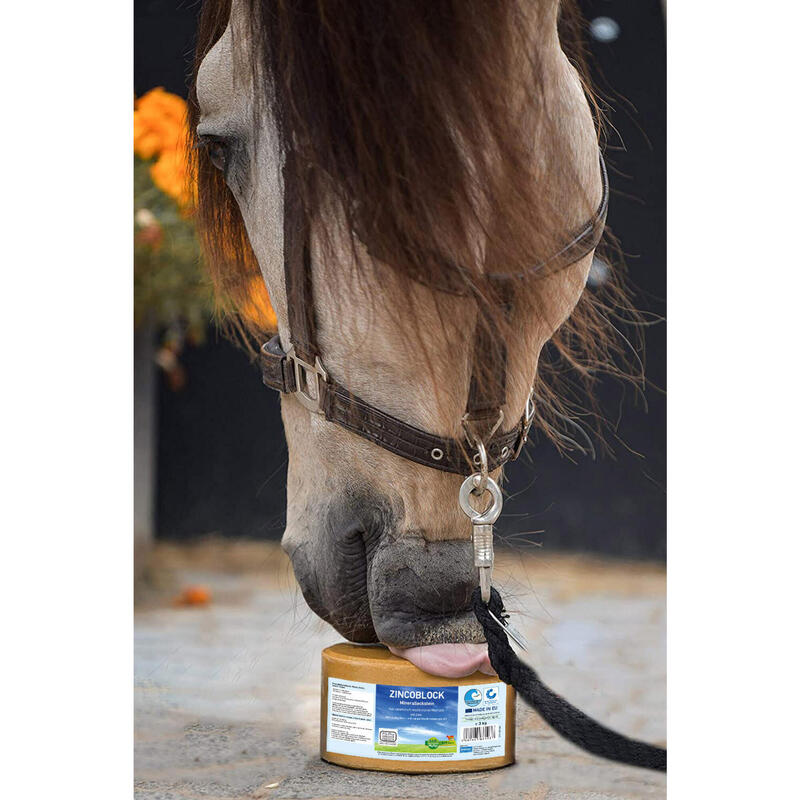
[190,0,610,676]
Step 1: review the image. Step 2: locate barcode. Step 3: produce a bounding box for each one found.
[461,725,498,742]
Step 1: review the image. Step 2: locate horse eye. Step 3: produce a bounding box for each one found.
[199,135,231,173]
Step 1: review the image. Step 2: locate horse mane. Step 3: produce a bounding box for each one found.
[188,0,643,453]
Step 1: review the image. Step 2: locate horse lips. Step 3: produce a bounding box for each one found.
[387,642,496,678]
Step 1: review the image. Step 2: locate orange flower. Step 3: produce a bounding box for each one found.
[137,87,186,124]
[134,88,185,159]
[134,88,196,209]
[150,145,195,209]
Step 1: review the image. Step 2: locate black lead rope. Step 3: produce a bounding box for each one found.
[472,587,667,772]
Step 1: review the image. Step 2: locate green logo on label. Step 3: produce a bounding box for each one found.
[425,737,440,750]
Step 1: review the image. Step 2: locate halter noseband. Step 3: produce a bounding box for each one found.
[259,151,608,475]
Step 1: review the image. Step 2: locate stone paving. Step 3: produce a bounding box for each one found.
[135,541,665,799]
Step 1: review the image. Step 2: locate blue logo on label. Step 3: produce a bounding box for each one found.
[485,687,498,701]
[459,745,474,753]
[464,688,482,706]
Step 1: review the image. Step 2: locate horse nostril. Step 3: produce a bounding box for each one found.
[287,535,378,643]
[282,486,400,644]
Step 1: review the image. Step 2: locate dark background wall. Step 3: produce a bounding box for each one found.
[135,0,666,560]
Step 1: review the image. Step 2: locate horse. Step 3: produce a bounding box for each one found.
[188,0,632,679]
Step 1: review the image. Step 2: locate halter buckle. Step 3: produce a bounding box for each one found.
[461,410,504,449]
[287,345,328,414]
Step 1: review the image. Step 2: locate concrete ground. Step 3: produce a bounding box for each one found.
[135,541,665,800]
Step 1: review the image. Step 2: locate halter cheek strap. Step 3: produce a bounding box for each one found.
[258,151,608,473]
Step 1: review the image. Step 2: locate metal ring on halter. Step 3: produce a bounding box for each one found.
[473,438,489,494]
[459,474,503,525]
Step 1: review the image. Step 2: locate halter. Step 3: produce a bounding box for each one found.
[257,152,667,771]
[259,151,608,476]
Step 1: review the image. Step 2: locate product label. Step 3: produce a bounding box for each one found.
[326,677,507,761]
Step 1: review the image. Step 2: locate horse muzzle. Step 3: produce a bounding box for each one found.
[281,487,486,666]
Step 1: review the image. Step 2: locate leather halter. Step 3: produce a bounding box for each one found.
[259,152,608,475]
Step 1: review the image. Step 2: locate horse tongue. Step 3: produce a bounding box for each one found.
[387,643,496,678]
